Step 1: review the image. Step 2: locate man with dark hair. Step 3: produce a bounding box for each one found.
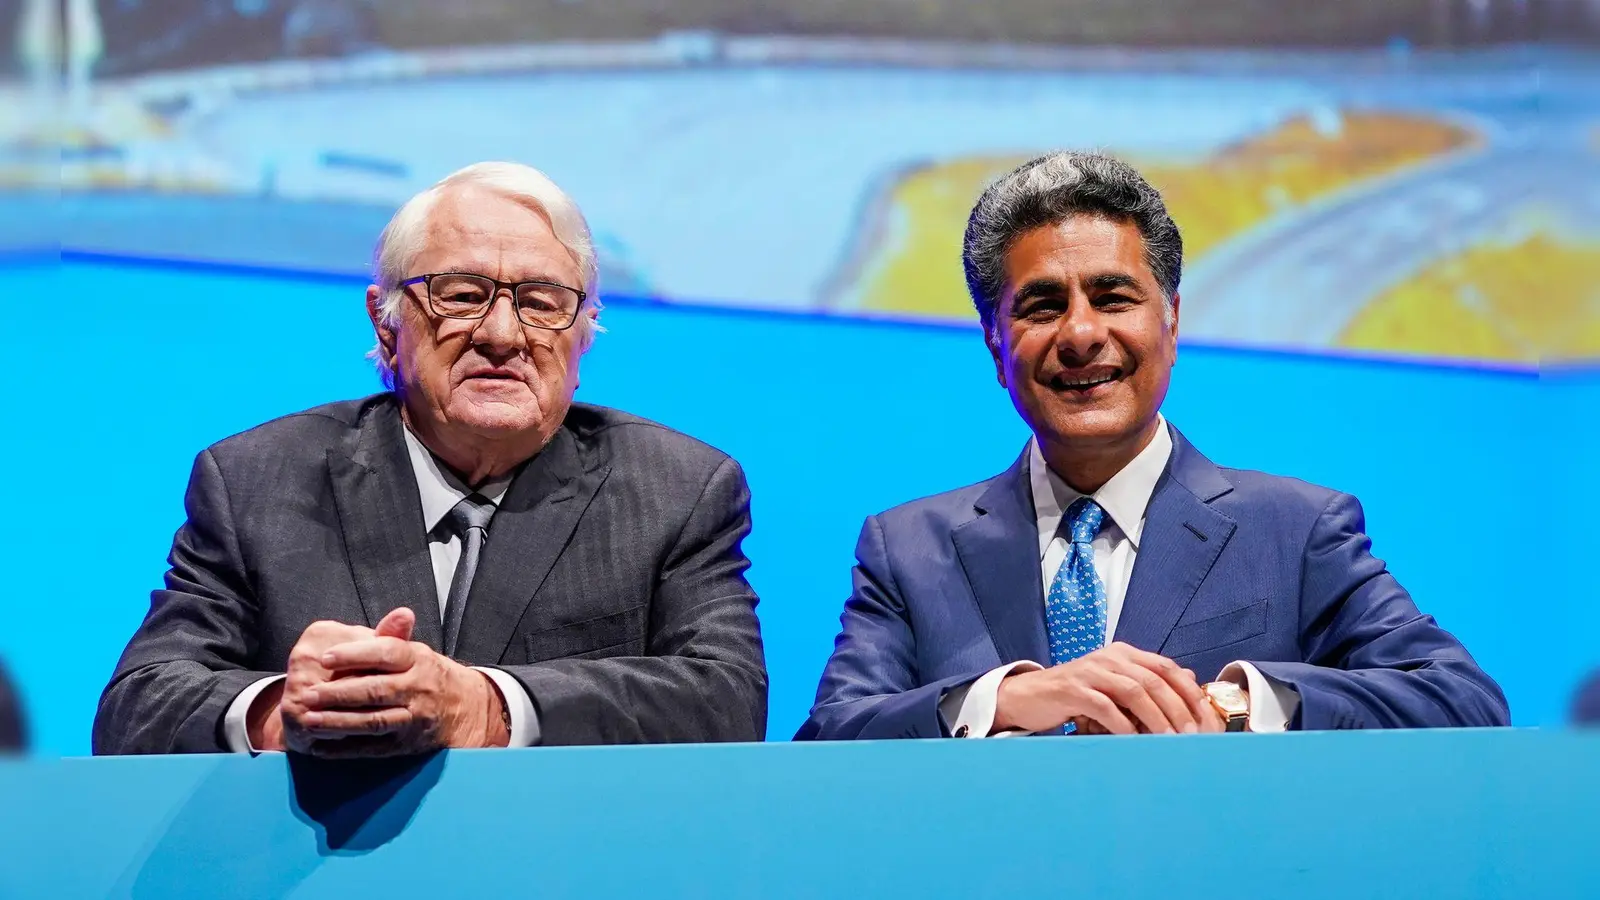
[0,660,25,753]
[799,151,1506,740]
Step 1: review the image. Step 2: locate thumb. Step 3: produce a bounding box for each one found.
[375,607,416,641]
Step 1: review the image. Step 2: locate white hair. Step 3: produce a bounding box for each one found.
[367,161,604,385]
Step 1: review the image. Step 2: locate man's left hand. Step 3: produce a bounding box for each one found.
[1073,681,1243,735]
[297,608,511,757]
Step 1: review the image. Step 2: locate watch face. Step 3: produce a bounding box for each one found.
[1207,682,1248,712]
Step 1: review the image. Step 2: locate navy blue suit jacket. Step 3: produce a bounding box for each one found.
[797,425,1508,739]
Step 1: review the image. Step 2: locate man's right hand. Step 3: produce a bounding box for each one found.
[993,642,1219,736]
[246,610,413,752]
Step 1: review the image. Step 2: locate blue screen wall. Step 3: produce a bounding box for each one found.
[2,257,1585,756]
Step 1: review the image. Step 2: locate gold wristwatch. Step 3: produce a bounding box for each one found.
[1202,681,1250,732]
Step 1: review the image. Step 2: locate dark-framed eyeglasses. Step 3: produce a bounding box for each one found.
[399,273,587,331]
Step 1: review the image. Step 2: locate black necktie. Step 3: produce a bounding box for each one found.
[440,493,495,657]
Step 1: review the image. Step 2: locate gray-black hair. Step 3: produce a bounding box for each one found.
[961,151,1182,335]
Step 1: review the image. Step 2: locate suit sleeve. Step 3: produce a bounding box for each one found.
[93,449,278,754]
[501,457,768,744]
[1249,492,1510,729]
[794,516,983,741]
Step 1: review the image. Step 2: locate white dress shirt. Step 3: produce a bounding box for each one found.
[940,417,1299,737]
[222,427,542,752]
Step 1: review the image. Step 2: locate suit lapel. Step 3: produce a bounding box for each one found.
[328,398,445,651]
[951,449,1051,667]
[452,428,611,665]
[1115,426,1237,653]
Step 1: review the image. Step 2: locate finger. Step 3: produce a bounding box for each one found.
[1077,694,1137,736]
[1100,670,1185,735]
[1070,716,1109,736]
[320,636,416,674]
[282,671,336,711]
[1104,645,1206,730]
[303,674,405,710]
[296,620,375,655]
[375,607,416,642]
[298,706,415,738]
[1114,644,1206,706]
[302,619,366,641]
[1167,667,1223,732]
[1193,690,1225,733]
[1128,663,1202,734]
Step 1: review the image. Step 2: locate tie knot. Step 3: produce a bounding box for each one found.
[1065,497,1105,546]
[444,494,496,536]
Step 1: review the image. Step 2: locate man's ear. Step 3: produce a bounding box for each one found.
[1168,291,1182,363]
[984,319,1009,390]
[367,285,398,371]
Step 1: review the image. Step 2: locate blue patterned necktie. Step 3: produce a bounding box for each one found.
[1045,497,1109,667]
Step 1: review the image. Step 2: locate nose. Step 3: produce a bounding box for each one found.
[1055,299,1108,362]
[470,291,528,358]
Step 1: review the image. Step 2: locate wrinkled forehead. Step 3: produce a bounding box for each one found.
[412,185,583,284]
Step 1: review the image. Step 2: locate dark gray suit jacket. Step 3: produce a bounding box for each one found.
[94,394,767,754]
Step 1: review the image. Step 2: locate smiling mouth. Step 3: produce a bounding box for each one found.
[1051,368,1125,392]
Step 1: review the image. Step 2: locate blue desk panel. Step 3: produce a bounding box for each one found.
[3,731,1597,899]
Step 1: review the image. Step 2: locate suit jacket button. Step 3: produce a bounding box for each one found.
[953,724,970,738]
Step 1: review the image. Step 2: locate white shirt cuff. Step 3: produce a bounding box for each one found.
[1219,661,1300,732]
[474,667,541,748]
[939,661,1045,738]
[223,675,287,753]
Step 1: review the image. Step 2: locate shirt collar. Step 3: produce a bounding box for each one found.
[402,426,514,534]
[1029,415,1173,560]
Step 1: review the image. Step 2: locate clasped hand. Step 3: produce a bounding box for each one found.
[994,642,1229,735]
[249,607,509,756]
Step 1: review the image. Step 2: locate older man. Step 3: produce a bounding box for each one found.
[799,152,1507,740]
[95,162,766,755]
